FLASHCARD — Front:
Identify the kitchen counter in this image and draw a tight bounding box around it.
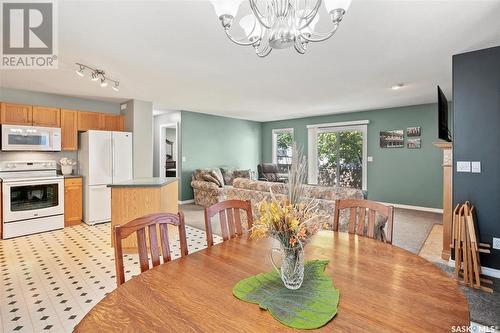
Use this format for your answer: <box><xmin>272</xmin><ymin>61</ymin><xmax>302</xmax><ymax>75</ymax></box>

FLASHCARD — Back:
<box><xmin>61</xmin><ymin>174</ymin><xmax>83</xmax><ymax>179</ymax></box>
<box><xmin>107</xmin><ymin>177</ymin><xmax>177</xmax><ymax>188</ymax></box>
<box><xmin>109</xmin><ymin>178</ymin><xmax>178</xmax><ymax>252</ymax></box>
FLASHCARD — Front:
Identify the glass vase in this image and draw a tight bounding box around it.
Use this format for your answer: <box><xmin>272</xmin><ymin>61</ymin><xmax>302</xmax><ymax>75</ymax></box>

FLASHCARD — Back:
<box><xmin>270</xmin><ymin>243</ymin><xmax>305</xmax><ymax>290</ymax></box>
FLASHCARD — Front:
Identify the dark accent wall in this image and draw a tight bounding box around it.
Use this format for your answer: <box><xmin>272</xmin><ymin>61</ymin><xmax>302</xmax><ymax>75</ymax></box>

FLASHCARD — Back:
<box><xmin>453</xmin><ymin>46</ymin><xmax>500</xmax><ymax>270</ymax></box>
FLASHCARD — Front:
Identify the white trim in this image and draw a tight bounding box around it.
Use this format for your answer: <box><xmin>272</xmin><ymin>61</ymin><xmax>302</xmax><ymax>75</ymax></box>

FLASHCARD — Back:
<box><xmin>448</xmin><ymin>259</ymin><xmax>500</xmax><ymax>279</ymax></box>
<box><xmin>271</xmin><ymin>128</ymin><xmax>294</xmax><ymax>165</ymax></box>
<box><xmin>377</xmin><ymin>202</ymin><xmax>443</xmax><ymax>214</ymax></box>
<box><xmin>306</xmin><ymin>120</ymin><xmax>370</xmax><ymax>129</ymax></box>
<box><xmin>307</xmin><ymin>122</ymin><xmax>368</xmax><ymax>191</ymax></box>
<box><xmin>179</xmin><ymin>199</ymin><xmax>194</xmax><ymax>205</ymax></box>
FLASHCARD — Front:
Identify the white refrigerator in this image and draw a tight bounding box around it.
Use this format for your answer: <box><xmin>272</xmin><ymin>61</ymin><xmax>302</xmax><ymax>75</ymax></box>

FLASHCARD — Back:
<box><xmin>79</xmin><ymin>131</ymin><xmax>133</xmax><ymax>225</ymax></box>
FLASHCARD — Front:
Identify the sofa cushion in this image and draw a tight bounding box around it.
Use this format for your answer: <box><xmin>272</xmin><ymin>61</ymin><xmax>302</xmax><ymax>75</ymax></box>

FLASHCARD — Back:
<box><xmin>233</xmin><ymin>178</ymin><xmax>287</xmax><ymax>194</ymax></box>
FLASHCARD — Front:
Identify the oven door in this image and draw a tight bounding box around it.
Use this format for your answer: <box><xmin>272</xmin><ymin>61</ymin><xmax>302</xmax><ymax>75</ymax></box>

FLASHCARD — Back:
<box><xmin>2</xmin><ymin>178</ymin><xmax>64</xmax><ymax>222</ymax></box>
<box><xmin>1</xmin><ymin>125</ymin><xmax>61</xmax><ymax>151</ymax></box>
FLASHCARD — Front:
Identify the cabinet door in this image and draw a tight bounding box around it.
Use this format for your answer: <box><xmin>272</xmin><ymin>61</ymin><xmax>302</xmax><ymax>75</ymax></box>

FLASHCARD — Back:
<box><xmin>64</xmin><ymin>178</ymin><xmax>83</xmax><ymax>227</ymax></box>
<box><xmin>78</xmin><ymin>111</ymin><xmax>104</xmax><ymax>131</ymax></box>
<box><xmin>32</xmin><ymin>106</ymin><xmax>61</xmax><ymax>127</ymax></box>
<box><xmin>103</xmin><ymin>114</ymin><xmax>125</xmax><ymax>131</ymax></box>
<box><xmin>0</xmin><ymin>103</ymin><xmax>33</xmax><ymax>125</ymax></box>
<box><xmin>61</xmin><ymin>109</ymin><xmax>78</xmax><ymax>150</ymax></box>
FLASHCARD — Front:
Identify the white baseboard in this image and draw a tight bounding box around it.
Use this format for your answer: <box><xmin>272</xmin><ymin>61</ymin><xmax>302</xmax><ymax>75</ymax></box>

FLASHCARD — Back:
<box><xmin>179</xmin><ymin>199</ymin><xmax>194</xmax><ymax>205</ymax></box>
<box><xmin>448</xmin><ymin>259</ymin><xmax>500</xmax><ymax>279</ymax></box>
<box><xmin>378</xmin><ymin>202</ymin><xmax>443</xmax><ymax>214</ymax></box>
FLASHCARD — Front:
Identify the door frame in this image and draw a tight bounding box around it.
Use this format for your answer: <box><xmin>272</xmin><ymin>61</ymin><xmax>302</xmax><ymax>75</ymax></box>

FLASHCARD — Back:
<box><xmin>307</xmin><ymin>120</ymin><xmax>369</xmax><ymax>190</ymax></box>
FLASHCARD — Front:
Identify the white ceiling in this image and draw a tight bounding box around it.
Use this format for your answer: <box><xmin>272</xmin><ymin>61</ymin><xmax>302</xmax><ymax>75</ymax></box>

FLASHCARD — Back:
<box><xmin>1</xmin><ymin>0</ymin><xmax>500</xmax><ymax>121</ymax></box>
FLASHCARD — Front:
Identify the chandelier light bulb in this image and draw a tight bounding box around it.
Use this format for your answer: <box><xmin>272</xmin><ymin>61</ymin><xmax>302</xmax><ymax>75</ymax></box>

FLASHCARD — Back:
<box><xmin>324</xmin><ymin>0</ymin><xmax>352</xmax><ymax>13</ymax></box>
<box><xmin>210</xmin><ymin>0</ymin><xmax>243</xmax><ymax>19</ymax></box>
<box><xmin>239</xmin><ymin>15</ymin><xmax>261</xmax><ymax>41</ymax></box>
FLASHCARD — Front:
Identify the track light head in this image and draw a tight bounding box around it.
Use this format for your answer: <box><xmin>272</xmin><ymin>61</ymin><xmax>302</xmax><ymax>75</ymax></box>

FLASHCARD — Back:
<box><xmin>76</xmin><ymin>66</ymin><xmax>84</xmax><ymax>77</ymax></box>
<box><xmin>100</xmin><ymin>78</ymin><xmax>108</xmax><ymax>87</ymax></box>
<box><xmin>112</xmin><ymin>83</ymin><xmax>119</xmax><ymax>92</ymax></box>
<box><xmin>91</xmin><ymin>71</ymin><xmax>99</xmax><ymax>81</ymax></box>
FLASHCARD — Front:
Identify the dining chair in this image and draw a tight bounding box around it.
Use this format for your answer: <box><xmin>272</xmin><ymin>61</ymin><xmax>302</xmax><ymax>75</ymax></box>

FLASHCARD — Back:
<box><xmin>333</xmin><ymin>199</ymin><xmax>394</xmax><ymax>244</ymax></box>
<box><xmin>204</xmin><ymin>199</ymin><xmax>254</xmax><ymax>247</ymax></box>
<box><xmin>113</xmin><ymin>212</ymin><xmax>188</xmax><ymax>286</ymax></box>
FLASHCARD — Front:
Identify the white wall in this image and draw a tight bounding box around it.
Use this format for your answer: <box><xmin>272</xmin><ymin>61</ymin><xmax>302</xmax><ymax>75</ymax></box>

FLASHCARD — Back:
<box><xmin>121</xmin><ymin>99</ymin><xmax>154</xmax><ymax>178</ymax></box>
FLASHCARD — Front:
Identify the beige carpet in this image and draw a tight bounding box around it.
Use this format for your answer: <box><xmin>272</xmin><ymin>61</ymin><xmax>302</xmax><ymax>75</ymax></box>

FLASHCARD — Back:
<box><xmin>181</xmin><ymin>204</ymin><xmax>441</xmax><ymax>254</ymax></box>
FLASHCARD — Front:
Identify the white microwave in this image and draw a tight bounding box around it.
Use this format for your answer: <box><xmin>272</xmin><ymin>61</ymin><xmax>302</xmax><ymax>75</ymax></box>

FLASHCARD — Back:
<box><xmin>1</xmin><ymin>124</ymin><xmax>61</xmax><ymax>151</ymax></box>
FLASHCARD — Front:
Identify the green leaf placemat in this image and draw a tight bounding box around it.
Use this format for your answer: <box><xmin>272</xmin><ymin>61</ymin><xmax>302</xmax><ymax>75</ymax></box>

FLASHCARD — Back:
<box><xmin>233</xmin><ymin>260</ymin><xmax>339</xmax><ymax>330</ymax></box>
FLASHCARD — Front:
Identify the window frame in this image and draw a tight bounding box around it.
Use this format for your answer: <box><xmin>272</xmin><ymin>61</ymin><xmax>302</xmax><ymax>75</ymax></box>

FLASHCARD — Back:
<box><xmin>272</xmin><ymin>128</ymin><xmax>294</xmax><ymax>170</ymax></box>
<box><xmin>307</xmin><ymin>120</ymin><xmax>369</xmax><ymax>190</ymax></box>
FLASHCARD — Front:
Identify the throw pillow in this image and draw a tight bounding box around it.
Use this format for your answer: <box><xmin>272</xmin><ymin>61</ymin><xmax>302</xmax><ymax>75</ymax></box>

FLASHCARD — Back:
<box><xmin>234</xmin><ymin>169</ymin><xmax>251</xmax><ymax>179</ymax></box>
<box><xmin>220</xmin><ymin>168</ymin><xmax>236</xmax><ymax>186</ymax></box>
<box><xmin>211</xmin><ymin>168</ymin><xmax>225</xmax><ymax>187</ymax></box>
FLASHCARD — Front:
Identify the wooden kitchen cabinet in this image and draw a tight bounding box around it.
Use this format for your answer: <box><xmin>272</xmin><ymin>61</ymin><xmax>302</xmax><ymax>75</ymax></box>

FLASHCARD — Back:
<box><xmin>0</xmin><ymin>102</ymin><xmax>33</xmax><ymax>125</ymax></box>
<box><xmin>32</xmin><ymin>106</ymin><xmax>61</xmax><ymax>127</ymax></box>
<box><xmin>103</xmin><ymin>114</ymin><xmax>125</xmax><ymax>131</ymax></box>
<box><xmin>64</xmin><ymin>177</ymin><xmax>83</xmax><ymax>227</ymax></box>
<box><xmin>61</xmin><ymin>109</ymin><xmax>78</xmax><ymax>150</ymax></box>
<box><xmin>78</xmin><ymin>111</ymin><xmax>104</xmax><ymax>131</ymax></box>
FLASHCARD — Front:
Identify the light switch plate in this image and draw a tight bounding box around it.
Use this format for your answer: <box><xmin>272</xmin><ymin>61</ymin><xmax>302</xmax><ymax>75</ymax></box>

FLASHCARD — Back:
<box><xmin>456</xmin><ymin>161</ymin><xmax>471</xmax><ymax>173</ymax></box>
<box><xmin>182</xmin><ymin>156</ymin><xmax>186</xmax><ymax>162</ymax></box>
<box><xmin>493</xmin><ymin>237</ymin><xmax>500</xmax><ymax>250</ymax></box>
<box><xmin>367</xmin><ymin>156</ymin><xmax>373</xmax><ymax>162</ymax></box>
<box><xmin>471</xmin><ymin>161</ymin><xmax>481</xmax><ymax>173</ymax></box>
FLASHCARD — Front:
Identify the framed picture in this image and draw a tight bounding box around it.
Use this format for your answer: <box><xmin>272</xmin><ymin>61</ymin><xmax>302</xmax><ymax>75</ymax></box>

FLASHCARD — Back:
<box><xmin>407</xmin><ymin>126</ymin><xmax>421</xmax><ymax>137</ymax></box>
<box><xmin>380</xmin><ymin>130</ymin><xmax>404</xmax><ymax>148</ymax></box>
<box><xmin>407</xmin><ymin>138</ymin><xmax>421</xmax><ymax>149</ymax></box>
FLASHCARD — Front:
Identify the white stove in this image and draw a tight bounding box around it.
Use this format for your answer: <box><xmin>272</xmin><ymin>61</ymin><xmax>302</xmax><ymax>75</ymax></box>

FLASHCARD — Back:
<box><xmin>0</xmin><ymin>161</ymin><xmax>64</xmax><ymax>239</ymax></box>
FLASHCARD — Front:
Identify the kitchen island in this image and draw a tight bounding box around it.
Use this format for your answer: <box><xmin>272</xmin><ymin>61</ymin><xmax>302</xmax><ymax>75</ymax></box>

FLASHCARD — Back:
<box><xmin>108</xmin><ymin>177</ymin><xmax>178</xmax><ymax>252</ymax></box>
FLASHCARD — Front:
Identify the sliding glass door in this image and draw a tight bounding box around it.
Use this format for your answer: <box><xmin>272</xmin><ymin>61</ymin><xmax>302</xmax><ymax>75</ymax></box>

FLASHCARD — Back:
<box><xmin>308</xmin><ymin>122</ymin><xmax>367</xmax><ymax>190</ymax></box>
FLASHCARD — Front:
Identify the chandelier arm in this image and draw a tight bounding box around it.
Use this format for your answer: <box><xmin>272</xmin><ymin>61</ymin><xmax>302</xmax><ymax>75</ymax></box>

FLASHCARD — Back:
<box><xmin>256</xmin><ymin>45</ymin><xmax>272</xmax><ymax>58</ymax></box>
<box><xmin>297</xmin><ymin>0</ymin><xmax>322</xmax><ymax>30</ymax></box>
<box><xmin>249</xmin><ymin>0</ymin><xmax>272</xmax><ymax>29</ymax></box>
<box><xmin>294</xmin><ymin>39</ymin><xmax>307</xmax><ymax>54</ymax></box>
<box><xmin>299</xmin><ymin>23</ymin><xmax>339</xmax><ymax>43</ymax></box>
<box><xmin>224</xmin><ymin>29</ymin><xmax>261</xmax><ymax>46</ymax></box>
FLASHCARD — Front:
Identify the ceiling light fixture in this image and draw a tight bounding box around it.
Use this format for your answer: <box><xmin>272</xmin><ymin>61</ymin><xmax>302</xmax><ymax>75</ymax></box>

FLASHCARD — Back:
<box><xmin>391</xmin><ymin>83</ymin><xmax>405</xmax><ymax>90</ymax></box>
<box><xmin>210</xmin><ymin>0</ymin><xmax>352</xmax><ymax>57</ymax></box>
<box><xmin>75</xmin><ymin>63</ymin><xmax>120</xmax><ymax>91</ymax></box>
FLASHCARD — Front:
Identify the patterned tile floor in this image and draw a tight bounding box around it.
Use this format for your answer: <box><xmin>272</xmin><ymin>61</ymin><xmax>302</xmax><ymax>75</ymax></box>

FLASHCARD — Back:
<box><xmin>0</xmin><ymin>223</ymin><xmax>222</xmax><ymax>333</ymax></box>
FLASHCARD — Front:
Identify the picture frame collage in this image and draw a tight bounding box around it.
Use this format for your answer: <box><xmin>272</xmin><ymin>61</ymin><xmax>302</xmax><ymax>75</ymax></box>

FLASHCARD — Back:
<box><xmin>380</xmin><ymin>126</ymin><xmax>421</xmax><ymax>149</ymax></box>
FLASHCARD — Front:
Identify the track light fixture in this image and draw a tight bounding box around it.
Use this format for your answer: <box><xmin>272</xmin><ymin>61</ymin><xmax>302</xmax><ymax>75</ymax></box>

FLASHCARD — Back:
<box><xmin>75</xmin><ymin>63</ymin><xmax>120</xmax><ymax>91</ymax></box>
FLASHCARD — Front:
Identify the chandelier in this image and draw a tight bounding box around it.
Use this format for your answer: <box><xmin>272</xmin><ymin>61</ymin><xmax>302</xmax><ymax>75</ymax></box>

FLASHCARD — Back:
<box><xmin>210</xmin><ymin>0</ymin><xmax>352</xmax><ymax>57</ymax></box>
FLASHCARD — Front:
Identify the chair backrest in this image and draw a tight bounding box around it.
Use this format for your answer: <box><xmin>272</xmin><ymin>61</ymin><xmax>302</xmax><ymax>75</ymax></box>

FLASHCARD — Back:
<box><xmin>333</xmin><ymin>199</ymin><xmax>394</xmax><ymax>244</ymax></box>
<box><xmin>258</xmin><ymin>163</ymin><xmax>280</xmax><ymax>182</ymax></box>
<box><xmin>204</xmin><ymin>200</ymin><xmax>254</xmax><ymax>247</ymax></box>
<box><xmin>113</xmin><ymin>212</ymin><xmax>188</xmax><ymax>286</ymax></box>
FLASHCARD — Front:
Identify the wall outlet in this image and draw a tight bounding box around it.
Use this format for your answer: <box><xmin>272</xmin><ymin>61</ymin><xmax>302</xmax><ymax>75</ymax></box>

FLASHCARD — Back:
<box><xmin>471</xmin><ymin>161</ymin><xmax>481</xmax><ymax>173</ymax></box>
<box><xmin>456</xmin><ymin>161</ymin><xmax>471</xmax><ymax>173</ymax></box>
<box><xmin>493</xmin><ymin>237</ymin><xmax>500</xmax><ymax>250</ymax></box>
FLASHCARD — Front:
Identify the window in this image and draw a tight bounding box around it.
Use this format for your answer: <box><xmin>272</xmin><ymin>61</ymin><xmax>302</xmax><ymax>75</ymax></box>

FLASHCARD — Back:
<box><xmin>307</xmin><ymin>121</ymin><xmax>368</xmax><ymax>190</ymax></box>
<box><xmin>272</xmin><ymin>128</ymin><xmax>294</xmax><ymax>173</ymax></box>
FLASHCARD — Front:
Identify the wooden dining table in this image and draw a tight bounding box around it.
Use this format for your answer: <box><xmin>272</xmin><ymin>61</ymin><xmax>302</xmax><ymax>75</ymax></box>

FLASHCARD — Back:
<box><xmin>74</xmin><ymin>231</ymin><xmax>470</xmax><ymax>332</ymax></box>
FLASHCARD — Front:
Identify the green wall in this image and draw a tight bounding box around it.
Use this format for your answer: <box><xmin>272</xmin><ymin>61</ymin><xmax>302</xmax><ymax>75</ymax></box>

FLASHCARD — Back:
<box><xmin>180</xmin><ymin>111</ymin><xmax>262</xmax><ymax>201</ymax></box>
<box><xmin>262</xmin><ymin>104</ymin><xmax>444</xmax><ymax>209</ymax></box>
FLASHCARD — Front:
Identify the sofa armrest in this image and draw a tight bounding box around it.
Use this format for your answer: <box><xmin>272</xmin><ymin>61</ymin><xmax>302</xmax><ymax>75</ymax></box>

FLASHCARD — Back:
<box><xmin>191</xmin><ymin>180</ymin><xmax>221</xmax><ymax>193</ymax></box>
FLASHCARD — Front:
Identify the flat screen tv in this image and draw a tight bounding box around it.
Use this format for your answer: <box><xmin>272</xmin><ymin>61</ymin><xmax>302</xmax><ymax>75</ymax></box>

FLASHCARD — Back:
<box><xmin>438</xmin><ymin>86</ymin><xmax>452</xmax><ymax>142</ymax></box>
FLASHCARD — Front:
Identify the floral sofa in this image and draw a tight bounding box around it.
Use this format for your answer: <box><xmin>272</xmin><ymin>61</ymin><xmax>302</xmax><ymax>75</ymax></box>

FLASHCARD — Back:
<box><xmin>225</xmin><ymin>178</ymin><xmax>365</xmax><ymax>231</ymax></box>
<box><xmin>191</xmin><ymin>170</ymin><xmax>368</xmax><ymax>232</ymax></box>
